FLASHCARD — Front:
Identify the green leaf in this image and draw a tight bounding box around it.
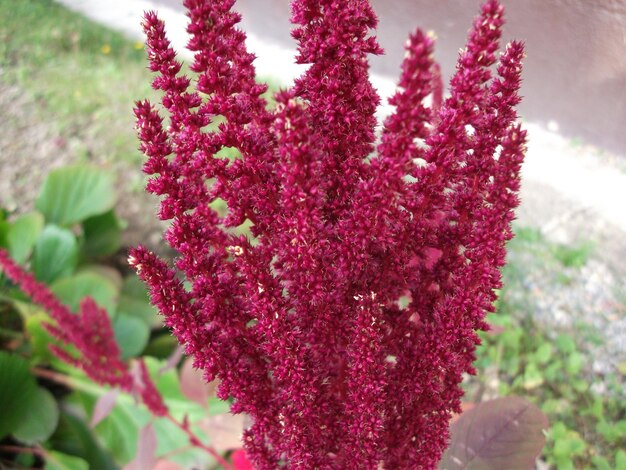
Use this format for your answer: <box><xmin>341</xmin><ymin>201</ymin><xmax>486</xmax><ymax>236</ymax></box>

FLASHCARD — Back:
<box><xmin>51</xmin><ymin>271</ymin><xmax>119</xmax><ymax>316</ymax></box>
<box><xmin>596</xmin><ymin>421</ymin><xmax>624</xmax><ymax>443</ymax></box>
<box><xmin>555</xmin><ymin>334</ymin><xmax>576</xmax><ymax>354</ymax></box>
<box><xmin>113</xmin><ymin>314</ymin><xmax>149</xmax><ymax>359</ymax></box>
<box><xmin>582</xmin><ymin>396</ymin><xmax>604</xmax><ymax>420</ymax></box>
<box><xmin>7</xmin><ymin>212</ymin><xmax>44</xmax><ymax>264</ymax></box>
<box><xmin>523</xmin><ymin>363</ymin><xmax>544</xmax><ymax>390</ymax></box>
<box><xmin>534</xmin><ymin>342</ymin><xmax>553</xmax><ymax>365</ymax></box>
<box><xmin>116</xmin><ymin>275</ymin><xmax>158</xmax><ymax>327</ymax></box>
<box><xmin>616</xmin><ymin>450</ymin><xmax>626</xmax><ymax>469</ymax></box>
<box><xmin>82</xmin><ymin>210</ymin><xmax>122</xmax><ymax>258</ymax></box>
<box><xmin>36</xmin><ymin>165</ymin><xmax>116</xmax><ymax>226</ymax></box>
<box><xmin>541</xmin><ymin>399</ymin><xmax>570</xmax><ymax>415</ymax></box>
<box><xmin>566</xmin><ymin>352</ymin><xmax>584</xmax><ymax>375</ymax></box>
<box><xmin>143</xmin><ymin>334</ymin><xmax>178</xmax><ymax>359</ymax></box>
<box><xmin>45</xmin><ymin>451</ymin><xmax>89</xmax><ymax>470</ymax></box>
<box><xmin>0</xmin><ymin>352</ymin><xmax>38</xmax><ymax>439</ymax></box>
<box><xmin>48</xmin><ymin>410</ymin><xmax>118</xmax><ymax>470</ymax></box>
<box><xmin>64</xmin><ymin>361</ymin><xmax>222</xmax><ymax>467</ymax></box>
<box><xmin>571</xmin><ymin>378</ymin><xmax>589</xmax><ymax>393</ymax></box>
<box><xmin>93</xmin><ymin>396</ymin><xmax>148</xmax><ymax>464</ymax></box>
<box><xmin>25</xmin><ymin>312</ymin><xmax>58</xmax><ymax>364</ymax></box>
<box><xmin>553</xmin><ymin>432</ymin><xmax>586</xmax><ymax>458</ymax></box>
<box><xmin>591</xmin><ymin>455</ymin><xmax>612</xmax><ymax>470</ymax></box>
<box><xmin>549</xmin><ymin>422</ymin><xmax>568</xmax><ymax>440</ymax></box>
<box><xmin>33</xmin><ymin>225</ymin><xmax>78</xmax><ymax>283</ymax></box>
<box><xmin>13</xmin><ymin>387</ymin><xmax>60</xmax><ymax>444</ymax></box>
<box><xmin>81</xmin><ymin>265</ymin><xmax>123</xmax><ymax>290</ymax></box>
<box><xmin>0</xmin><ymin>218</ymin><xmax>9</xmax><ymax>250</ymax></box>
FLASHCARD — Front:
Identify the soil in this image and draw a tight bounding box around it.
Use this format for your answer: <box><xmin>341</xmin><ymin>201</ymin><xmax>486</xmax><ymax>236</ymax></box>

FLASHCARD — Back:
<box><xmin>0</xmin><ymin>82</ymin><xmax>168</xmax><ymax>253</ymax></box>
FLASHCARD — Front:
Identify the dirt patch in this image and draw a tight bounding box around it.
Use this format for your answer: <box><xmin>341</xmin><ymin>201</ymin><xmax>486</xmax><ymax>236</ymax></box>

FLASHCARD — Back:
<box><xmin>0</xmin><ymin>84</ymin><xmax>72</xmax><ymax>213</ymax></box>
<box><xmin>0</xmin><ymin>82</ymin><xmax>167</xmax><ymax>252</ymax></box>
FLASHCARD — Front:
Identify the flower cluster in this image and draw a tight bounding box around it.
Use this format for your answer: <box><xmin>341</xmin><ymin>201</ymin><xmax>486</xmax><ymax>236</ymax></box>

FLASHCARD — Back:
<box><xmin>132</xmin><ymin>0</ymin><xmax>525</xmax><ymax>467</ymax></box>
<box><xmin>0</xmin><ymin>249</ymin><xmax>167</xmax><ymax>417</ymax></box>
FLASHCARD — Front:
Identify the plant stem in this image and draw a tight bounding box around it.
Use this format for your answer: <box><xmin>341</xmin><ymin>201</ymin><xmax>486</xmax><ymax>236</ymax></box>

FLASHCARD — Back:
<box><xmin>0</xmin><ymin>445</ymin><xmax>45</xmax><ymax>458</ymax></box>
<box><xmin>165</xmin><ymin>413</ymin><xmax>234</xmax><ymax>470</ymax></box>
<box><xmin>32</xmin><ymin>367</ymin><xmax>234</xmax><ymax>469</ymax></box>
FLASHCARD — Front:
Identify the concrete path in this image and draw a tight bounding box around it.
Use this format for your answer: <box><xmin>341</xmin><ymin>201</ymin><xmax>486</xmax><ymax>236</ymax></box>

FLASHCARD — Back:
<box><xmin>57</xmin><ymin>0</ymin><xmax>626</xmax><ymax>274</ymax></box>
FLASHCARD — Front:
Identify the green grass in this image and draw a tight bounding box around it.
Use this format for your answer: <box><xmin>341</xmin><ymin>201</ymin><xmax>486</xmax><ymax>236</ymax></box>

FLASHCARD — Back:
<box><xmin>0</xmin><ymin>0</ymin><xmax>281</xmax><ymax>169</ymax></box>
<box><xmin>0</xmin><ymin>0</ymin><xmax>156</xmax><ymax>166</ymax></box>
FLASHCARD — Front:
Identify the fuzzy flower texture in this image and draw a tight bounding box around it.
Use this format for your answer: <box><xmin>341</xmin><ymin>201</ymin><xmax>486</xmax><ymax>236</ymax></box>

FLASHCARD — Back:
<box><xmin>131</xmin><ymin>0</ymin><xmax>526</xmax><ymax>468</ymax></box>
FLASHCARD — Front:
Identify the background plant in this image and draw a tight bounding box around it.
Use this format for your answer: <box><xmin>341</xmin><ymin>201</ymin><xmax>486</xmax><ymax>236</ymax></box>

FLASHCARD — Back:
<box><xmin>0</xmin><ymin>165</ymin><xmax>243</xmax><ymax>469</ymax></box>
<box><xmin>470</xmin><ymin>227</ymin><xmax>626</xmax><ymax>470</ymax></box>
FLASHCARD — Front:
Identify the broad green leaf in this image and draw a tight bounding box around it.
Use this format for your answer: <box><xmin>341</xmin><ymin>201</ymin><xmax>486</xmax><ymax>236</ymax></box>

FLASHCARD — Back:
<box><xmin>549</xmin><ymin>421</ymin><xmax>567</xmax><ymax>440</ymax></box>
<box><xmin>33</xmin><ymin>225</ymin><xmax>78</xmax><ymax>283</ymax></box>
<box><xmin>13</xmin><ymin>386</ymin><xmax>59</xmax><ymax>444</ymax></box>
<box><xmin>36</xmin><ymin>165</ymin><xmax>116</xmax><ymax>226</ymax></box>
<box><xmin>51</xmin><ymin>271</ymin><xmax>119</xmax><ymax>316</ymax></box>
<box><xmin>117</xmin><ymin>275</ymin><xmax>158</xmax><ymax>327</ymax></box>
<box><xmin>26</xmin><ymin>312</ymin><xmax>57</xmax><ymax>364</ymax></box>
<box><xmin>81</xmin><ymin>265</ymin><xmax>123</xmax><ymax>290</ymax></box>
<box><xmin>93</xmin><ymin>396</ymin><xmax>148</xmax><ymax>464</ymax></box>
<box><xmin>153</xmin><ymin>417</ymin><xmax>213</xmax><ymax>469</ymax></box>
<box><xmin>113</xmin><ymin>314</ymin><xmax>149</xmax><ymax>359</ymax></box>
<box><xmin>82</xmin><ymin>210</ymin><xmax>122</xmax><ymax>258</ymax></box>
<box><xmin>7</xmin><ymin>212</ymin><xmax>44</xmax><ymax>264</ymax></box>
<box><xmin>65</xmin><ymin>362</ymin><xmax>220</xmax><ymax>465</ymax></box>
<box><xmin>143</xmin><ymin>356</ymin><xmax>187</xmax><ymax>402</ymax></box>
<box><xmin>144</xmin><ymin>334</ymin><xmax>179</xmax><ymax>359</ymax></box>
<box><xmin>553</xmin><ymin>435</ymin><xmax>586</xmax><ymax>457</ymax></box>
<box><xmin>0</xmin><ymin>352</ymin><xmax>38</xmax><ymax>439</ymax></box>
<box><xmin>49</xmin><ymin>410</ymin><xmax>118</xmax><ymax>470</ymax></box>
<box><xmin>45</xmin><ymin>451</ymin><xmax>89</xmax><ymax>470</ymax></box>
<box><xmin>78</xmin><ymin>264</ymin><xmax>122</xmax><ymax>291</ymax></box>
<box><xmin>439</xmin><ymin>397</ymin><xmax>549</xmax><ymax>470</ymax></box>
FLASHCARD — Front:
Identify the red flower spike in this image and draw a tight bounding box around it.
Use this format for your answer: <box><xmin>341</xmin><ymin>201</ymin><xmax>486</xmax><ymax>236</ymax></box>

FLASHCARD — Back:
<box><xmin>134</xmin><ymin>0</ymin><xmax>525</xmax><ymax>467</ymax></box>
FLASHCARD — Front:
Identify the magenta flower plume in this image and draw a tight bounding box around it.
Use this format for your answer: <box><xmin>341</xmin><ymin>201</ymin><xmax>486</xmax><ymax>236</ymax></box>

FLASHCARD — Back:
<box><xmin>132</xmin><ymin>0</ymin><xmax>525</xmax><ymax>467</ymax></box>
<box><xmin>0</xmin><ymin>249</ymin><xmax>170</xmax><ymax>418</ymax></box>
<box><xmin>0</xmin><ymin>249</ymin><xmax>130</xmax><ymax>388</ymax></box>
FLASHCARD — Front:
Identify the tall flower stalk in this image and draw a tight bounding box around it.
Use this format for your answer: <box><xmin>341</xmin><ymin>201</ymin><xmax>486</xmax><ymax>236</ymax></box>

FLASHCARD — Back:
<box><xmin>132</xmin><ymin>0</ymin><xmax>526</xmax><ymax>467</ymax></box>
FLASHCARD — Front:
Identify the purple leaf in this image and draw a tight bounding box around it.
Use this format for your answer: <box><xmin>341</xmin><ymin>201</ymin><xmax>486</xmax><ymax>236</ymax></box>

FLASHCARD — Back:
<box><xmin>179</xmin><ymin>356</ymin><xmax>217</xmax><ymax>408</ymax></box>
<box><xmin>154</xmin><ymin>461</ymin><xmax>184</xmax><ymax>470</ymax></box>
<box><xmin>123</xmin><ymin>423</ymin><xmax>158</xmax><ymax>470</ymax></box>
<box><xmin>197</xmin><ymin>413</ymin><xmax>246</xmax><ymax>451</ymax></box>
<box><xmin>439</xmin><ymin>396</ymin><xmax>549</xmax><ymax>470</ymax></box>
<box><xmin>90</xmin><ymin>389</ymin><xmax>119</xmax><ymax>428</ymax></box>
